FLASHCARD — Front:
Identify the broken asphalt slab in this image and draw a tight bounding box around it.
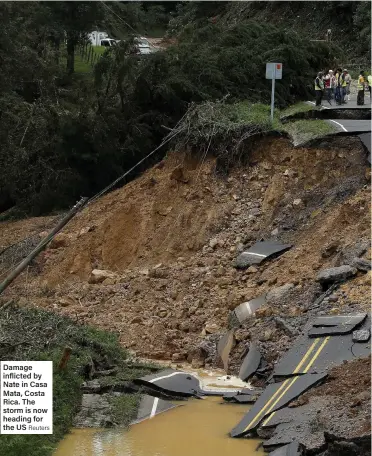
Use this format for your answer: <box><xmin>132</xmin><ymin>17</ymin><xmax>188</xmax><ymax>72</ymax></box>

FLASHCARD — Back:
<box><xmin>259</xmin><ymin>397</ymin><xmax>330</xmax><ymax>452</ymax></box>
<box><xmin>230</xmin><ymin>372</ymin><xmax>327</xmax><ymax>437</ymax></box>
<box><xmin>308</xmin><ymin>314</ymin><xmax>367</xmax><ymax>337</ymax></box>
<box><xmin>231</xmin><ymin>294</ymin><xmax>267</xmax><ymax>326</ymax></box>
<box><xmin>273</xmin><ymin>314</ymin><xmax>370</xmax><ymax>378</ymax></box>
<box><xmin>134</xmin><ymin>369</ymin><xmax>202</xmax><ymax>397</ymax></box>
<box><xmin>217</xmin><ymin>330</ymin><xmax>235</xmax><ymax>371</ymax></box>
<box><xmin>223</xmin><ymin>388</ymin><xmax>263</xmax><ymax>403</ymax></box>
<box><xmin>239</xmin><ymin>343</ymin><xmax>261</xmax><ymax>381</ymax></box>
<box><xmin>316</xmin><ymin>265</ymin><xmax>357</xmax><ymax>285</ymax></box>
<box><xmin>267</xmin><ymin>441</ymin><xmax>304</xmax><ymax>456</ymax></box>
<box><xmin>132</xmin><ymin>394</ymin><xmax>181</xmax><ymax>424</ymax></box>
<box><xmin>234</xmin><ymin>241</ymin><xmax>292</xmax><ymax>269</ymax></box>
<box><xmin>358</xmin><ymin>132</ymin><xmax>371</xmax><ymax>163</ymax></box>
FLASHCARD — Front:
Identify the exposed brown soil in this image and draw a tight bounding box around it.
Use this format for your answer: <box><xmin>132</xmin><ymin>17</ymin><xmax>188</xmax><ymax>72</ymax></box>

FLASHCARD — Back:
<box><xmin>0</xmin><ymin>134</ymin><xmax>370</xmax><ymax>450</ymax></box>
<box><xmin>0</xmin><ymin>136</ymin><xmax>370</xmax><ymax>368</ymax></box>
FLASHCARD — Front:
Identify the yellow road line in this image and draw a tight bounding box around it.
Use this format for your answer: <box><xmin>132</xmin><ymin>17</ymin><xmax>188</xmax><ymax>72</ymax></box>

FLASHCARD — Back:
<box><xmin>263</xmin><ymin>337</ymin><xmax>330</xmax><ymax>426</ymax></box>
<box><xmin>260</xmin><ymin>376</ymin><xmax>299</xmax><ymax>422</ymax></box>
<box><xmin>303</xmin><ymin>336</ymin><xmax>330</xmax><ymax>373</ymax></box>
<box><xmin>246</xmin><ymin>338</ymin><xmax>320</xmax><ymax>429</ymax></box>
<box><xmin>243</xmin><ymin>336</ymin><xmax>330</xmax><ymax>432</ymax></box>
<box><xmin>293</xmin><ymin>338</ymin><xmax>321</xmax><ymax>373</ymax></box>
<box><xmin>262</xmin><ymin>411</ymin><xmax>276</xmax><ymax>426</ymax></box>
<box><xmin>243</xmin><ymin>378</ymin><xmax>291</xmax><ymax>431</ymax></box>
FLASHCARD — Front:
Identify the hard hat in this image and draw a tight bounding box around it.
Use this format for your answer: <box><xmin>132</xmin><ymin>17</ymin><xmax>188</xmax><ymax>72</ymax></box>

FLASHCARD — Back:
<box><xmin>329</xmin><ymin>70</ymin><xmax>333</xmax><ymax>72</ymax></box>
<box><xmin>343</xmin><ymin>69</ymin><xmax>348</xmax><ymax>72</ymax></box>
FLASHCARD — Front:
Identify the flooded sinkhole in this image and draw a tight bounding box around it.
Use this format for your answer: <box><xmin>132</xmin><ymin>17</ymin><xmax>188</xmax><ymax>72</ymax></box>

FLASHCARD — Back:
<box><xmin>54</xmin><ymin>396</ymin><xmax>264</xmax><ymax>456</ymax></box>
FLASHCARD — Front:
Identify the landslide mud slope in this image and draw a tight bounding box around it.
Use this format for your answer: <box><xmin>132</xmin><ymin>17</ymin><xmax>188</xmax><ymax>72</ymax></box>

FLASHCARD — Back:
<box><xmin>1</xmin><ymin>136</ymin><xmax>370</xmax><ymax>366</ymax></box>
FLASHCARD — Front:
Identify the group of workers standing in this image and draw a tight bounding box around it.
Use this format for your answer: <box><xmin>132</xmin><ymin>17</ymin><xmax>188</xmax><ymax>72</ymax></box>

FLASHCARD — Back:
<box><xmin>314</xmin><ymin>68</ymin><xmax>371</xmax><ymax>107</ymax></box>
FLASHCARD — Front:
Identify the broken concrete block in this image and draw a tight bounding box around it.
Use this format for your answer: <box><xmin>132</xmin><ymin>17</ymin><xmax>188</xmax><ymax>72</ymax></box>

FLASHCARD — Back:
<box><xmin>352</xmin><ymin>329</ymin><xmax>371</xmax><ymax>343</ymax></box>
<box><xmin>316</xmin><ymin>265</ymin><xmax>357</xmax><ymax>285</ymax></box>
<box><xmin>266</xmin><ymin>283</ymin><xmax>294</xmax><ymax>304</ymax></box>
<box><xmin>351</xmin><ymin>257</ymin><xmax>371</xmax><ymax>272</ymax></box>
<box><xmin>205</xmin><ymin>323</ymin><xmax>220</xmax><ymax>334</ymax></box>
<box><xmin>88</xmin><ymin>269</ymin><xmax>116</xmax><ymax>284</ymax></box>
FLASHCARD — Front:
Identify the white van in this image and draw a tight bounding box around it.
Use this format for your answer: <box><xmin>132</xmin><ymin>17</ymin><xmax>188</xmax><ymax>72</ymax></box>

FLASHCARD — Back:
<box><xmin>100</xmin><ymin>38</ymin><xmax>117</xmax><ymax>47</ymax></box>
<box><xmin>88</xmin><ymin>31</ymin><xmax>110</xmax><ymax>46</ymax></box>
<box><xmin>135</xmin><ymin>37</ymin><xmax>152</xmax><ymax>54</ymax></box>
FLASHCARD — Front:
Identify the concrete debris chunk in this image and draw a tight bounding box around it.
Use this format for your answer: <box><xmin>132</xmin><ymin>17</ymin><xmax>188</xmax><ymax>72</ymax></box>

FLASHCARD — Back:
<box><xmin>316</xmin><ymin>265</ymin><xmax>357</xmax><ymax>285</ymax></box>
<box><xmin>350</xmin><ymin>257</ymin><xmax>371</xmax><ymax>272</ymax></box>
<box><xmin>88</xmin><ymin>269</ymin><xmax>116</xmax><ymax>284</ymax></box>
<box><xmin>266</xmin><ymin>284</ymin><xmax>294</xmax><ymax>304</ymax></box>
<box><xmin>352</xmin><ymin>329</ymin><xmax>371</xmax><ymax>343</ymax></box>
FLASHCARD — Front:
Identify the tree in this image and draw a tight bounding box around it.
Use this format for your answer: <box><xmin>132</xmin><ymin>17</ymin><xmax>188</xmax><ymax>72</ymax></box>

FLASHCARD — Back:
<box><xmin>46</xmin><ymin>2</ymin><xmax>104</xmax><ymax>74</ymax></box>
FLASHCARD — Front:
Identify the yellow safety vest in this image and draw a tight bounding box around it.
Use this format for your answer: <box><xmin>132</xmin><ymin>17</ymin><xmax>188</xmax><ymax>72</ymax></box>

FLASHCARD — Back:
<box><xmin>341</xmin><ymin>76</ymin><xmax>347</xmax><ymax>87</ymax></box>
<box><xmin>357</xmin><ymin>75</ymin><xmax>365</xmax><ymax>90</ymax></box>
<box><xmin>368</xmin><ymin>75</ymin><xmax>372</xmax><ymax>86</ymax></box>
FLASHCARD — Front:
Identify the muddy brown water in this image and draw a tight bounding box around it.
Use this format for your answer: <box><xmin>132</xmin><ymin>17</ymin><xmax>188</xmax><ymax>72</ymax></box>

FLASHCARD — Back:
<box><xmin>54</xmin><ymin>397</ymin><xmax>264</xmax><ymax>456</ymax></box>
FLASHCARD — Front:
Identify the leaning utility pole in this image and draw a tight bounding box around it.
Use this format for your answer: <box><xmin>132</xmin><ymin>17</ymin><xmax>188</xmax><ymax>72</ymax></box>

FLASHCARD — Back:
<box><xmin>0</xmin><ymin>197</ymin><xmax>88</xmax><ymax>298</ymax></box>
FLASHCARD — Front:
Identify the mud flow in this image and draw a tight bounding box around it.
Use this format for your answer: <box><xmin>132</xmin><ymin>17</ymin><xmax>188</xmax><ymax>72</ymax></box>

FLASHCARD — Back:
<box><xmin>54</xmin><ymin>397</ymin><xmax>264</xmax><ymax>456</ymax></box>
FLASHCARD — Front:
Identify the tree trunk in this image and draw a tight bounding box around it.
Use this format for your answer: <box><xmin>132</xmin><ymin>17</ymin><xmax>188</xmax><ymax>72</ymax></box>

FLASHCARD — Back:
<box><xmin>66</xmin><ymin>36</ymin><xmax>75</xmax><ymax>75</ymax></box>
<box><xmin>55</xmin><ymin>37</ymin><xmax>60</xmax><ymax>65</ymax></box>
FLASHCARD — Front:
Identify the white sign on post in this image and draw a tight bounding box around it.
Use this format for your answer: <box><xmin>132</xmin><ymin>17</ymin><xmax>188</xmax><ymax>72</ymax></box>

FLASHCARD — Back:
<box><xmin>266</xmin><ymin>62</ymin><xmax>283</xmax><ymax>80</ymax></box>
<box><xmin>266</xmin><ymin>62</ymin><xmax>283</xmax><ymax>122</ymax></box>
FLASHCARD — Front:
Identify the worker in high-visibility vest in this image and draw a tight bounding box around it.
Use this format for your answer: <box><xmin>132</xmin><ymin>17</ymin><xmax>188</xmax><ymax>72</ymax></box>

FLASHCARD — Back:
<box><xmin>368</xmin><ymin>74</ymin><xmax>372</xmax><ymax>97</ymax></box>
<box><xmin>343</xmin><ymin>69</ymin><xmax>351</xmax><ymax>102</ymax></box>
<box><xmin>314</xmin><ymin>72</ymin><xmax>324</xmax><ymax>107</ymax></box>
<box><xmin>324</xmin><ymin>70</ymin><xmax>335</xmax><ymax>104</ymax></box>
<box><xmin>357</xmin><ymin>71</ymin><xmax>366</xmax><ymax>105</ymax></box>
<box><xmin>334</xmin><ymin>68</ymin><xmax>343</xmax><ymax>105</ymax></box>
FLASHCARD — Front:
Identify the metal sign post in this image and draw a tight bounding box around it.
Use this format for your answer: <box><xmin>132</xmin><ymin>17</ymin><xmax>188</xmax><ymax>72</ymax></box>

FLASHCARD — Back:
<box><xmin>266</xmin><ymin>62</ymin><xmax>283</xmax><ymax>123</ymax></box>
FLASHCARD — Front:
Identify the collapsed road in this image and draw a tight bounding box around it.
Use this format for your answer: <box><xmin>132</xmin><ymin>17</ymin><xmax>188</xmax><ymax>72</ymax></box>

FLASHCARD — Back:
<box><xmin>1</xmin><ymin>102</ymin><xmax>370</xmax><ymax>456</ymax></box>
<box><xmin>128</xmin><ymin>310</ymin><xmax>370</xmax><ymax>454</ymax></box>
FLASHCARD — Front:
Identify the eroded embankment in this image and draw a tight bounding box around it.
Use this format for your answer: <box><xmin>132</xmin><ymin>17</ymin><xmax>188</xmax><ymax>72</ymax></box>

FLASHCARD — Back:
<box><xmin>0</xmin><ymin>135</ymin><xmax>370</xmax><ymax>454</ymax></box>
<box><xmin>0</xmin><ymin>136</ymin><xmax>370</xmax><ymax>363</ymax></box>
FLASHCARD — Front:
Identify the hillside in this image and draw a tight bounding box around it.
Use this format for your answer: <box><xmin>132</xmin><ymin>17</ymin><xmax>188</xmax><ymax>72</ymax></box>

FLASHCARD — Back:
<box><xmin>170</xmin><ymin>1</ymin><xmax>371</xmax><ymax>62</ymax></box>
<box><xmin>1</xmin><ymin>135</ymin><xmax>370</xmax><ymax>360</ymax></box>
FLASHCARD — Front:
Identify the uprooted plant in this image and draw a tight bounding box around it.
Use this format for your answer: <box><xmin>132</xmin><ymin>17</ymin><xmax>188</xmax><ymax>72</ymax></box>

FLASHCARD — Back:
<box><xmin>169</xmin><ymin>100</ymin><xmax>280</xmax><ymax>168</ymax></box>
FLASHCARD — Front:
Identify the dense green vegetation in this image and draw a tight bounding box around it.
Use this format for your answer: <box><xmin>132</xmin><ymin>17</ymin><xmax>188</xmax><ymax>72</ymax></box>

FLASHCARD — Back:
<box><xmin>0</xmin><ymin>1</ymin><xmax>369</xmax><ymax>216</ymax></box>
<box><xmin>0</xmin><ymin>305</ymin><xmax>154</xmax><ymax>456</ymax></box>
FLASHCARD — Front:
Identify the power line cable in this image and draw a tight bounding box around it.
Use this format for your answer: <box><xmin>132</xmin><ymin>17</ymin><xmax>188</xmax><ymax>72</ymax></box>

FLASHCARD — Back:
<box><xmin>100</xmin><ymin>1</ymin><xmax>158</xmax><ymax>50</ymax></box>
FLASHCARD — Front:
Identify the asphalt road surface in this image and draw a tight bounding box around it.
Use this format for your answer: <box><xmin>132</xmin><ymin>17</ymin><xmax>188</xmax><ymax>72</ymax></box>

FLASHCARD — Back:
<box><xmin>326</xmin><ymin>118</ymin><xmax>371</xmax><ymax>133</ymax></box>
<box><xmin>307</xmin><ymin>91</ymin><xmax>372</xmax><ymax>110</ymax></box>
